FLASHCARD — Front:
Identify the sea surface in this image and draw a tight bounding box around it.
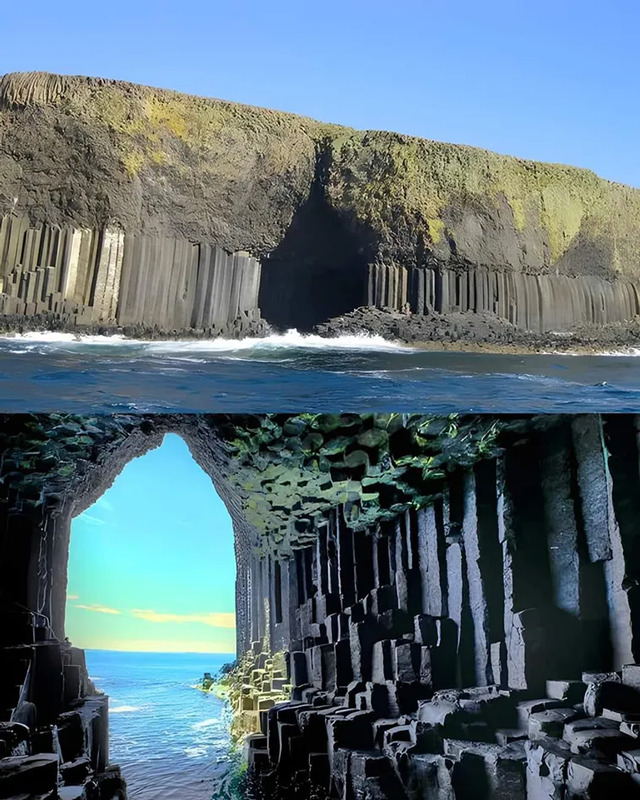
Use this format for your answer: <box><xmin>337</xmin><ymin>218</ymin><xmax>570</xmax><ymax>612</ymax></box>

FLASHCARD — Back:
<box><xmin>85</xmin><ymin>650</ymin><xmax>244</xmax><ymax>800</ymax></box>
<box><xmin>1</xmin><ymin>330</ymin><xmax>640</xmax><ymax>412</ymax></box>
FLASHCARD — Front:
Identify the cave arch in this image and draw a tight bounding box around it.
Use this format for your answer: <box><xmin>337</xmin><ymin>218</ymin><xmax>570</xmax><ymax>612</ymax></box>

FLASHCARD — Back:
<box><xmin>258</xmin><ymin>183</ymin><xmax>370</xmax><ymax>331</ymax></box>
<box><xmin>46</xmin><ymin>420</ymin><xmax>253</xmax><ymax>651</ymax></box>
<box><xmin>65</xmin><ymin>433</ymin><xmax>237</xmax><ymax>654</ymax></box>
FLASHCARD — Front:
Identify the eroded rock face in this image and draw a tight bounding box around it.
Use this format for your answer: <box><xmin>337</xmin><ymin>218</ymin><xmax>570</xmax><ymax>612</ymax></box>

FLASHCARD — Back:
<box><xmin>2</xmin><ymin>72</ymin><xmax>640</xmax><ymax>336</ymax></box>
<box><xmin>3</xmin><ymin>414</ymin><xmax>640</xmax><ymax>798</ymax></box>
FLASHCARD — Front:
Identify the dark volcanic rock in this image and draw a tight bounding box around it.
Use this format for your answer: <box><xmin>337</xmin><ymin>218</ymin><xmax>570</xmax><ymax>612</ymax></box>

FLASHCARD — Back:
<box><xmin>2</xmin><ymin>72</ymin><xmax>640</xmax><ymax>341</ymax></box>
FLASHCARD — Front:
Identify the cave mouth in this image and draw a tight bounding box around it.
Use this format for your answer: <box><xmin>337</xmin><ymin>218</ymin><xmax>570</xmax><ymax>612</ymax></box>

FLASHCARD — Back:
<box><xmin>258</xmin><ymin>183</ymin><xmax>370</xmax><ymax>332</ymax></box>
<box><xmin>64</xmin><ymin>432</ymin><xmax>238</xmax><ymax>798</ymax></box>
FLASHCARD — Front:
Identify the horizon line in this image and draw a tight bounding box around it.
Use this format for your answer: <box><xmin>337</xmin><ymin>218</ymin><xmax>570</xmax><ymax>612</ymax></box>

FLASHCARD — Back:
<box><xmin>84</xmin><ymin>647</ymin><xmax>237</xmax><ymax>656</ymax></box>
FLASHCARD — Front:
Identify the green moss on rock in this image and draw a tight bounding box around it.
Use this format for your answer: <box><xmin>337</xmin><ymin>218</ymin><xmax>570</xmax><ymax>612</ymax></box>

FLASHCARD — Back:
<box><xmin>2</xmin><ymin>71</ymin><xmax>639</xmax><ymax>277</ymax></box>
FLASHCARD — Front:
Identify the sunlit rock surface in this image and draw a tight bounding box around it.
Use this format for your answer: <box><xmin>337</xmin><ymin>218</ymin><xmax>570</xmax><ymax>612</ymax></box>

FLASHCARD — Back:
<box><xmin>2</xmin><ymin>72</ymin><xmax>640</xmax><ymax>338</ymax></box>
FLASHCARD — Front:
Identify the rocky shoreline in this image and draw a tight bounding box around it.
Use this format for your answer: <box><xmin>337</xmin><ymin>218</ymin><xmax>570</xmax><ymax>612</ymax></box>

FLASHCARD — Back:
<box><xmin>2</xmin><ymin>308</ymin><xmax>640</xmax><ymax>356</ymax></box>
<box><xmin>316</xmin><ymin>306</ymin><xmax>640</xmax><ymax>354</ymax></box>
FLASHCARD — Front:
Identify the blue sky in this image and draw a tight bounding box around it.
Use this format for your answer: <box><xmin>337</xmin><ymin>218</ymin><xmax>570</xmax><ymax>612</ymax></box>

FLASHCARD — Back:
<box><xmin>65</xmin><ymin>434</ymin><xmax>237</xmax><ymax>654</ymax></box>
<box><xmin>2</xmin><ymin>0</ymin><xmax>638</xmax><ymax>186</ymax></box>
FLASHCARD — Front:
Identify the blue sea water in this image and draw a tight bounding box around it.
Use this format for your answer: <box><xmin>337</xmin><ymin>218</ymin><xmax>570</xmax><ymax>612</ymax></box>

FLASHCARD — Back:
<box><xmin>1</xmin><ymin>331</ymin><xmax>640</xmax><ymax>412</ymax></box>
<box><xmin>85</xmin><ymin>650</ymin><xmax>242</xmax><ymax>800</ymax></box>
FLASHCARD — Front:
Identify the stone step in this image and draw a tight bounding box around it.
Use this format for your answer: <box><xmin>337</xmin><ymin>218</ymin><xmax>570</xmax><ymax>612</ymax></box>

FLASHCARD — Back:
<box><xmin>60</xmin><ymin>756</ymin><xmax>91</xmax><ymax>785</ymax></box>
<box><xmin>0</xmin><ymin>753</ymin><xmax>58</xmax><ymax>797</ymax></box>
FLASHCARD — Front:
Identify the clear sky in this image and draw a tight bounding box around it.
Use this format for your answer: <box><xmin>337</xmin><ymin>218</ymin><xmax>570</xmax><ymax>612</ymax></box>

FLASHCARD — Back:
<box><xmin>65</xmin><ymin>434</ymin><xmax>237</xmax><ymax>654</ymax></box>
<box><xmin>1</xmin><ymin>0</ymin><xmax>638</xmax><ymax>186</ymax></box>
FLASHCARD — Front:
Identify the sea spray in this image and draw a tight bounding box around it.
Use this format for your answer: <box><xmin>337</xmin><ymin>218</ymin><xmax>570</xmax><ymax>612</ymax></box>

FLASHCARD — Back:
<box><xmin>0</xmin><ymin>328</ymin><xmax>413</xmax><ymax>353</ymax></box>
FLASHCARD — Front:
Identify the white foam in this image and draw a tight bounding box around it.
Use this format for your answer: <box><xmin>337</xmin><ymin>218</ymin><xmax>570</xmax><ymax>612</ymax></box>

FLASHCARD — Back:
<box><xmin>0</xmin><ymin>331</ymin><xmax>130</xmax><ymax>344</ymax></box>
<box><xmin>184</xmin><ymin>746</ymin><xmax>208</xmax><ymax>757</ymax></box>
<box><xmin>192</xmin><ymin>717</ymin><xmax>220</xmax><ymax>730</ymax></box>
<box><xmin>146</xmin><ymin>330</ymin><xmax>412</xmax><ymax>353</ymax></box>
<box><xmin>0</xmin><ymin>329</ymin><xmax>412</xmax><ymax>353</ymax></box>
<box><xmin>546</xmin><ymin>348</ymin><xmax>640</xmax><ymax>357</ymax></box>
<box><xmin>110</xmin><ymin>705</ymin><xmax>143</xmax><ymax>713</ymax></box>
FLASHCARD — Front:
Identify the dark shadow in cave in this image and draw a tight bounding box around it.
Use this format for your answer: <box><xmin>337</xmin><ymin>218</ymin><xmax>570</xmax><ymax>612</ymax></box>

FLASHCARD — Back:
<box><xmin>258</xmin><ymin>180</ymin><xmax>370</xmax><ymax>332</ymax></box>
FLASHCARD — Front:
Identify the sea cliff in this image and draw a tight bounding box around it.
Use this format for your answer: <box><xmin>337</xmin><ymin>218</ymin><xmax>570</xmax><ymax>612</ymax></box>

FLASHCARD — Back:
<box><xmin>2</xmin><ymin>72</ymin><xmax>640</xmax><ymax>345</ymax></box>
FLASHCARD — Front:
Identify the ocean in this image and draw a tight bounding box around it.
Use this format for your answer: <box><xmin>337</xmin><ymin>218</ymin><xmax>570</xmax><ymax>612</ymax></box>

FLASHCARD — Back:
<box><xmin>1</xmin><ymin>331</ymin><xmax>640</xmax><ymax>413</ymax></box>
<box><xmin>85</xmin><ymin>650</ymin><xmax>244</xmax><ymax>800</ymax></box>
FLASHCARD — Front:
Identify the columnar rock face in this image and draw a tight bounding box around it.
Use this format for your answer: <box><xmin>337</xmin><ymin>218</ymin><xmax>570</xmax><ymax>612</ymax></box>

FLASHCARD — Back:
<box><xmin>369</xmin><ymin>264</ymin><xmax>640</xmax><ymax>333</ymax></box>
<box><xmin>2</xmin><ymin>71</ymin><xmax>640</xmax><ymax>337</ymax></box>
<box><xmin>0</xmin><ymin>215</ymin><xmax>265</xmax><ymax>335</ymax></box>
<box><xmin>242</xmin><ymin>416</ymin><xmax>640</xmax><ymax>799</ymax></box>
<box><xmin>2</xmin><ymin>414</ymin><xmax>640</xmax><ymax>798</ymax></box>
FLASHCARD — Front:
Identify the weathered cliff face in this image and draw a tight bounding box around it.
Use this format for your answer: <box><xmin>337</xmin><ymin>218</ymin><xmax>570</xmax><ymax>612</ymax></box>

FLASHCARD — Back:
<box><xmin>3</xmin><ymin>414</ymin><xmax>640</xmax><ymax>798</ymax></box>
<box><xmin>2</xmin><ymin>71</ymin><xmax>640</xmax><ymax>336</ymax></box>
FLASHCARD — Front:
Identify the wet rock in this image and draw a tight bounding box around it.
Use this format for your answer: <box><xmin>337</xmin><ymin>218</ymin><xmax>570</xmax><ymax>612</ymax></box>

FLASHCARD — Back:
<box><xmin>0</xmin><ymin>753</ymin><xmax>58</xmax><ymax>796</ymax></box>
<box><xmin>525</xmin><ymin>738</ymin><xmax>573</xmax><ymax>800</ymax></box>
<box><xmin>516</xmin><ymin>698</ymin><xmax>567</xmax><ymax>728</ymax></box>
<box><xmin>568</xmin><ymin>756</ymin><xmax>640</xmax><ymax>798</ymax></box>
<box><xmin>584</xmin><ymin>680</ymin><xmax>640</xmax><ymax>718</ymax></box>
<box><xmin>563</xmin><ymin>717</ymin><xmax>635</xmax><ymax>757</ymax></box>
<box><xmin>60</xmin><ymin>756</ymin><xmax>91</xmax><ymax>784</ymax></box>
<box><xmin>623</xmin><ymin>666</ymin><xmax>640</xmax><ymax>692</ymax></box>
<box><xmin>348</xmin><ymin>750</ymin><xmax>403</xmax><ymax>799</ymax></box>
<box><xmin>546</xmin><ymin>680</ymin><xmax>587</xmax><ymax>705</ymax></box>
<box><xmin>528</xmin><ymin>708</ymin><xmax>582</xmax><ymax>740</ymax></box>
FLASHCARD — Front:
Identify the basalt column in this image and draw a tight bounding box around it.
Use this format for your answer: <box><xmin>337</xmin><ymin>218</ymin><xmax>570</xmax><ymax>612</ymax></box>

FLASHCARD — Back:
<box><xmin>246</xmin><ymin>417</ymin><xmax>640</xmax><ymax>800</ymax></box>
<box><xmin>400</xmin><ymin>266</ymin><xmax>640</xmax><ymax>333</ymax></box>
<box><xmin>0</xmin><ymin>215</ymin><xmax>266</xmax><ymax>336</ymax></box>
<box><xmin>5</xmin><ymin>414</ymin><xmax>640</xmax><ymax>799</ymax></box>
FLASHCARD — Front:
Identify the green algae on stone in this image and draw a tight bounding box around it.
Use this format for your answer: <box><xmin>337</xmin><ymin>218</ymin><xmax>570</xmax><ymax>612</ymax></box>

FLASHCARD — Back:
<box><xmin>2</xmin><ymin>71</ymin><xmax>640</xmax><ymax>278</ymax></box>
<box><xmin>0</xmin><ymin>413</ymin><xmax>502</xmax><ymax>551</ymax></box>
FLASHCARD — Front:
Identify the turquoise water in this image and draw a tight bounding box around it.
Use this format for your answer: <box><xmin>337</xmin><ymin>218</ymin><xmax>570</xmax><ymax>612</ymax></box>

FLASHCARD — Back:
<box><xmin>85</xmin><ymin>650</ymin><xmax>244</xmax><ymax>800</ymax></box>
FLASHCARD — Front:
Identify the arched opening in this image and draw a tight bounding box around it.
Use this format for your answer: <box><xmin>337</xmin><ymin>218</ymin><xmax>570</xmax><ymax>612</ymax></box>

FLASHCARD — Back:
<box><xmin>258</xmin><ymin>182</ymin><xmax>370</xmax><ymax>331</ymax></box>
<box><xmin>64</xmin><ymin>433</ymin><xmax>238</xmax><ymax>800</ymax></box>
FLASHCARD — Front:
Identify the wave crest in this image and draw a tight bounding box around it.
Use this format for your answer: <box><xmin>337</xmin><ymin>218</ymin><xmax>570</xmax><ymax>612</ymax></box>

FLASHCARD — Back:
<box><xmin>0</xmin><ymin>329</ymin><xmax>412</xmax><ymax>354</ymax></box>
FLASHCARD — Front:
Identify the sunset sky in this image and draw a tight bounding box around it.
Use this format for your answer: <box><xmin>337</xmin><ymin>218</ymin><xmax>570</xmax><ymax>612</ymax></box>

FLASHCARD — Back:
<box><xmin>65</xmin><ymin>434</ymin><xmax>237</xmax><ymax>654</ymax></box>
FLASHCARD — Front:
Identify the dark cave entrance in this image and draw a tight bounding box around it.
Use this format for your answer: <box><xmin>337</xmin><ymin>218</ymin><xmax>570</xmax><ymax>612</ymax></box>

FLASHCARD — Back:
<box><xmin>258</xmin><ymin>183</ymin><xmax>370</xmax><ymax>331</ymax></box>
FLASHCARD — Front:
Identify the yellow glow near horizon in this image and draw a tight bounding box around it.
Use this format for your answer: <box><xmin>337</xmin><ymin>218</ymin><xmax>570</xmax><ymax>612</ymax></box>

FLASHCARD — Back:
<box><xmin>66</xmin><ymin>600</ymin><xmax>236</xmax><ymax>654</ymax></box>
<box><xmin>65</xmin><ymin>435</ymin><xmax>238</xmax><ymax>655</ymax></box>
<box><xmin>79</xmin><ymin>636</ymin><xmax>236</xmax><ymax>654</ymax></box>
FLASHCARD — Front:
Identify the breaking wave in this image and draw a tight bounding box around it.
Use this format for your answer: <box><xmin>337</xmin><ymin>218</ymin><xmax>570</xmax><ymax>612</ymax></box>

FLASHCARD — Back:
<box><xmin>0</xmin><ymin>329</ymin><xmax>412</xmax><ymax>353</ymax></box>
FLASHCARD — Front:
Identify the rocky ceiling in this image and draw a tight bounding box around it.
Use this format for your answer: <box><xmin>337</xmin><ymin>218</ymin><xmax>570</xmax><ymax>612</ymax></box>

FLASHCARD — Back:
<box><xmin>0</xmin><ymin>413</ymin><xmax>527</xmax><ymax>555</ymax></box>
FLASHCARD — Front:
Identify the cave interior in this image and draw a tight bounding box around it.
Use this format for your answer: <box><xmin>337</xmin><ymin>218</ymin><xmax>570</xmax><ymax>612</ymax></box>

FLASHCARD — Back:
<box><xmin>2</xmin><ymin>414</ymin><xmax>640</xmax><ymax>799</ymax></box>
